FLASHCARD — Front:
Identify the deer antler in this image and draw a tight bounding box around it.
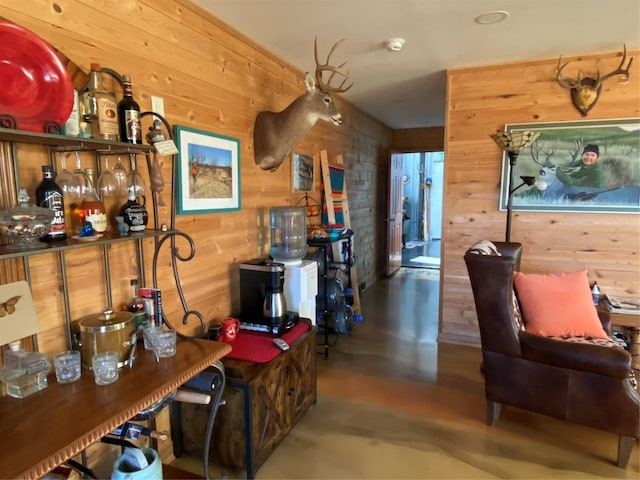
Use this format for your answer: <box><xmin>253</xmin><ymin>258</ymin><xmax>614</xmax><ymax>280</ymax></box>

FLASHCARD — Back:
<box><xmin>595</xmin><ymin>44</ymin><xmax>633</xmax><ymax>87</ymax></box>
<box><xmin>556</xmin><ymin>56</ymin><xmax>581</xmax><ymax>89</ymax></box>
<box><xmin>557</xmin><ymin>45</ymin><xmax>633</xmax><ymax>89</ymax></box>
<box><xmin>530</xmin><ymin>140</ymin><xmax>556</xmax><ymax>168</ymax></box>
<box><xmin>314</xmin><ymin>36</ymin><xmax>353</xmax><ymax>93</ymax></box>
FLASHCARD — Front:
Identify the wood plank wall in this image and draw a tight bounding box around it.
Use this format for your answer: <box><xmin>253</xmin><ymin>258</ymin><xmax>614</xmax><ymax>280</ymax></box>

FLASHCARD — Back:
<box><xmin>392</xmin><ymin>126</ymin><xmax>445</xmax><ymax>152</ymax></box>
<box><xmin>0</xmin><ymin>0</ymin><xmax>392</xmax><ymax>355</ymax></box>
<box><xmin>441</xmin><ymin>49</ymin><xmax>640</xmax><ymax>345</ymax></box>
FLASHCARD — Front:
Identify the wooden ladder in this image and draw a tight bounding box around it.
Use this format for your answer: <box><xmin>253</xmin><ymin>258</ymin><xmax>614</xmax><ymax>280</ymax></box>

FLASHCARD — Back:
<box><xmin>319</xmin><ymin>149</ymin><xmax>361</xmax><ymax>316</ymax></box>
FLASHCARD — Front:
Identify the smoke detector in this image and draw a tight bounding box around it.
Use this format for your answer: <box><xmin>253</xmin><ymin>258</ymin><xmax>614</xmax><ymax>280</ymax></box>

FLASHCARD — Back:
<box><xmin>384</xmin><ymin>38</ymin><xmax>405</xmax><ymax>52</ymax></box>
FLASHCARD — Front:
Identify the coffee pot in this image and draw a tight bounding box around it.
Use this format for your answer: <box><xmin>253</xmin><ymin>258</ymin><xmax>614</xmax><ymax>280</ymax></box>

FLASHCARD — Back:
<box><xmin>263</xmin><ymin>284</ymin><xmax>287</xmax><ymax>321</ymax></box>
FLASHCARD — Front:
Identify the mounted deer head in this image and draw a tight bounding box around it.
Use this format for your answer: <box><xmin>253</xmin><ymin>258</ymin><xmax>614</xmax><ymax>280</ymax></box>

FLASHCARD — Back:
<box><xmin>254</xmin><ymin>37</ymin><xmax>353</xmax><ymax>172</ymax></box>
<box><xmin>556</xmin><ymin>45</ymin><xmax>633</xmax><ymax>116</ymax></box>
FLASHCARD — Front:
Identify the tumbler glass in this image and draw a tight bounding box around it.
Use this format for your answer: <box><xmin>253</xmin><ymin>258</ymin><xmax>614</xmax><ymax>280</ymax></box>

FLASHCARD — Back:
<box><xmin>54</xmin><ymin>350</ymin><xmax>81</xmax><ymax>384</ymax></box>
<box><xmin>92</xmin><ymin>351</ymin><xmax>119</xmax><ymax>385</ymax></box>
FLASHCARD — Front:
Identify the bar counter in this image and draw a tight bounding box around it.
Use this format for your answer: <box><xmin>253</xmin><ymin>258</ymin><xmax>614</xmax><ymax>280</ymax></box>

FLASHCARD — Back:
<box><xmin>0</xmin><ymin>338</ymin><xmax>231</xmax><ymax>479</ymax></box>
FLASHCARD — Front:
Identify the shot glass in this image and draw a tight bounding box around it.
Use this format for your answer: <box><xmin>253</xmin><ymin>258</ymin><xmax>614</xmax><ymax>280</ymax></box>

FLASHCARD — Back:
<box><xmin>92</xmin><ymin>351</ymin><xmax>119</xmax><ymax>385</ymax></box>
<box><xmin>54</xmin><ymin>350</ymin><xmax>81</xmax><ymax>384</ymax></box>
<box><xmin>155</xmin><ymin>330</ymin><xmax>177</xmax><ymax>358</ymax></box>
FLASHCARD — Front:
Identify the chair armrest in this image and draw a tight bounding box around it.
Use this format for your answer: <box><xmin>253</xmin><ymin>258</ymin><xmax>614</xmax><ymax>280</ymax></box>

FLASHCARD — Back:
<box><xmin>520</xmin><ymin>331</ymin><xmax>631</xmax><ymax>378</ymax></box>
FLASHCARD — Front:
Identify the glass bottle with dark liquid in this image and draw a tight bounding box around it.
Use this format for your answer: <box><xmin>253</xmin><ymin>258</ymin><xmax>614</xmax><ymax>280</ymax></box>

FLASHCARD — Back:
<box><xmin>126</xmin><ymin>278</ymin><xmax>147</xmax><ymax>330</ymax></box>
<box><xmin>36</xmin><ymin>165</ymin><xmax>67</xmax><ymax>242</ymax></box>
<box><xmin>118</xmin><ymin>74</ymin><xmax>142</xmax><ymax>144</ymax></box>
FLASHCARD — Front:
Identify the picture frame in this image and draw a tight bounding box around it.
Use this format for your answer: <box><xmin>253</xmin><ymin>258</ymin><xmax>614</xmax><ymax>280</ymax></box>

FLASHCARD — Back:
<box><xmin>499</xmin><ymin>118</ymin><xmax>640</xmax><ymax>214</ymax></box>
<box><xmin>291</xmin><ymin>152</ymin><xmax>315</xmax><ymax>192</ymax></box>
<box><xmin>174</xmin><ymin>125</ymin><xmax>241</xmax><ymax>214</ymax></box>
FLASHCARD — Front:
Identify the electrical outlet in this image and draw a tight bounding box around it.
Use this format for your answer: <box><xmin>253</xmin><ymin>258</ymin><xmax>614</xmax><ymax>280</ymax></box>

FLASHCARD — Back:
<box><xmin>151</xmin><ymin>95</ymin><xmax>165</xmax><ymax>118</ymax></box>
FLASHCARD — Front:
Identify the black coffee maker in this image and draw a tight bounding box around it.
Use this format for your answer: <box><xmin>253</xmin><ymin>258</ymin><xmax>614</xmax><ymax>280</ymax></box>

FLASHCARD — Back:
<box><xmin>239</xmin><ymin>258</ymin><xmax>295</xmax><ymax>334</ymax></box>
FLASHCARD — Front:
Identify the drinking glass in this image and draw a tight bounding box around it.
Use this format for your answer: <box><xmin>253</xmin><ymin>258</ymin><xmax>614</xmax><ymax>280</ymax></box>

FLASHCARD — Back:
<box><xmin>96</xmin><ymin>155</ymin><xmax>118</xmax><ymax>201</ymax></box>
<box><xmin>155</xmin><ymin>330</ymin><xmax>177</xmax><ymax>358</ymax></box>
<box><xmin>113</xmin><ymin>155</ymin><xmax>129</xmax><ymax>195</ymax></box>
<box><xmin>143</xmin><ymin>324</ymin><xmax>163</xmax><ymax>351</ymax></box>
<box><xmin>72</xmin><ymin>151</ymin><xmax>91</xmax><ymax>198</ymax></box>
<box><xmin>54</xmin><ymin>350</ymin><xmax>81</xmax><ymax>384</ymax></box>
<box><xmin>55</xmin><ymin>152</ymin><xmax>78</xmax><ymax>190</ymax></box>
<box><xmin>92</xmin><ymin>351</ymin><xmax>119</xmax><ymax>385</ymax></box>
<box><xmin>126</xmin><ymin>153</ymin><xmax>147</xmax><ymax>198</ymax></box>
<box><xmin>55</xmin><ymin>152</ymin><xmax>82</xmax><ymax>233</ymax></box>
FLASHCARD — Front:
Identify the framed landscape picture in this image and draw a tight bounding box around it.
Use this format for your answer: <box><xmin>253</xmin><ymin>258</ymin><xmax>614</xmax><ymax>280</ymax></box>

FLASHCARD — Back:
<box><xmin>499</xmin><ymin>118</ymin><xmax>640</xmax><ymax>214</ymax></box>
<box><xmin>291</xmin><ymin>152</ymin><xmax>315</xmax><ymax>192</ymax></box>
<box><xmin>174</xmin><ymin>125</ymin><xmax>241</xmax><ymax>214</ymax></box>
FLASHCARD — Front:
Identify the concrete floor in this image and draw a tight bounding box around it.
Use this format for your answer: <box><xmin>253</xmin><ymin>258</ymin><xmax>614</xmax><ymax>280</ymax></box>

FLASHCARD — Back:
<box><xmin>401</xmin><ymin>239</ymin><xmax>441</xmax><ymax>268</ymax></box>
<box><xmin>172</xmin><ymin>264</ymin><xmax>639</xmax><ymax>479</ymax></box>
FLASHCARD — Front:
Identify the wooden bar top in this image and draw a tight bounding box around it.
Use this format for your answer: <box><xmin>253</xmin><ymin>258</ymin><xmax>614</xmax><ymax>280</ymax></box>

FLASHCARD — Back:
<box><xmin>0</xmin><ymin>338</ymin><xmax>231</xmax><ymax>479</ymax></box>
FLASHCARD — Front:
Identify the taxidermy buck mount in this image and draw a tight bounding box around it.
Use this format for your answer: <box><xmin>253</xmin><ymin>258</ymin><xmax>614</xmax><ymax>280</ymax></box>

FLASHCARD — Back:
<box><xmin>556</xmin><ymin>45</ymin><xmax>633</xmax><ymax>116</ymax></box>
<box><xmin>254</xmin><ymin>37</ymin><xmax>353</xmax><ymax>172</ymax></box>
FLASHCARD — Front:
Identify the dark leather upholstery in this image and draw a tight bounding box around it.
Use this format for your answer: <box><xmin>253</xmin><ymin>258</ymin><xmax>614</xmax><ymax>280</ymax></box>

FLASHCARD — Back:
<box><xmin>464</xmin><ymin>241</ymin><xmax>640</xmax><ymax>468</ymax></box>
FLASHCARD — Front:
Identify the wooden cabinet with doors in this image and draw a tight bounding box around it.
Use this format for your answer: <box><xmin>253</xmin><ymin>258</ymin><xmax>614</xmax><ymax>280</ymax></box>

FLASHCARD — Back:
<box><xmin>178</xmin><ymin>324</ymin><xmax>316</xmax><ymax>479</ymax></box>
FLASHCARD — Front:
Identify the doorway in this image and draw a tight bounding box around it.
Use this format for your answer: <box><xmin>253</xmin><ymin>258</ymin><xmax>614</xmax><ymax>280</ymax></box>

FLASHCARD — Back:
<box><xmin>396</xmin><ymin>151</ymin><xmax>444</xmax><ymax>268</ymax></box>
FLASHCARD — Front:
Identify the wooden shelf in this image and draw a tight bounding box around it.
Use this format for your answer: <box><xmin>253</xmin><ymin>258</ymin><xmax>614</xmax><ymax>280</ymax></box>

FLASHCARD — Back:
<box><xmin>0</xmin><ymin>127</ymin><xmax>151</xmax><ymax>153</ymax></box>
<box><xmin>0</xmin><ymin>229</ymin><xmax>179</xmax><ymax>259</ymax></box>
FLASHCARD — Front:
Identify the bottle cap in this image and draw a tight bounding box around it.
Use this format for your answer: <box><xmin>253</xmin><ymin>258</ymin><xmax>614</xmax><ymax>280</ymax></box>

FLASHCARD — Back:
<box><xmin>122</xmin><ymin>74</ymin><xmax>131</xmax><ymax>82</ymax></box>
<box><xmin>90</xmin><ymin>63</ymin><xmax>101</xmax><ymax>71</ymax></box>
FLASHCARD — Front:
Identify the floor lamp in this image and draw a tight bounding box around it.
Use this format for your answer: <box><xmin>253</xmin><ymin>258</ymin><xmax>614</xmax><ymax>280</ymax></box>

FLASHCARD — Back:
<box><xmin>490</xmin><ymin>130</ymin><xmax>540</xmax><ymax>242</ymax></box>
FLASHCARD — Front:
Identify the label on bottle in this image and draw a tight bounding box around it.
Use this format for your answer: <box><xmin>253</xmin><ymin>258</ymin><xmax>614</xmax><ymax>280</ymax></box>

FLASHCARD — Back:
<box><xmin>48</xmin><ymin>191</ymin><xmax>66</xmax><ymax>236</ymax></box>
<box><xmin>97</xmin><ymin>96</ymin><xmax>119</xmax><ymax>138</ymax></box>
<box><xmin>122</xmin><ymin>203</ymin><xmax>147</xmax><ymax>232</ymax></box>
<box><xmin>85</xmin><ymin>210</ymin><xmax>108</xmax><ymax>233</ymax></box>
<box><xmin>123</xmin><ymin>109</ymin><xmax>142</xmax><ymax>143</ymax></box>
<box><xmin>41</xmin><ymin>190</ymin><xmax>66</xmax><ymax>239</ymax></box>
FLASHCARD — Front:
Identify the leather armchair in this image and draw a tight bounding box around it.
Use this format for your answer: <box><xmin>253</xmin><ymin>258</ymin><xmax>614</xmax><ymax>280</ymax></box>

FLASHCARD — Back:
<box><xmin>464</xmin><ymin>241</ymin><xmax>639</xmax><ymax>468</ymax></box>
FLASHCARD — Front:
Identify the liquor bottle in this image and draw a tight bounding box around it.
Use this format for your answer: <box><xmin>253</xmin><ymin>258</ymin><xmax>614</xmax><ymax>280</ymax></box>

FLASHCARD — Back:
<box><xmin>126</xmin><ymin>279</ymin><xmax>147</xmax><ymax>330</ymax></box>
<box><xmin>63</xmin><ymin>89</ymin><xmax>80</xmax><ymax>137</ymax></box>
<box><xmin>81</xmin><ymin>63</ymin><xmax>120</xmax><ymax>141</ymax></box>
<box><xmin>80</xmin><ymin>168</ymin><xmax>108</xmax><ymax>234</ymax></box>
<box><xmin>35</xmin><ymin>165</ymin><xmax>67</xmax><ymax>242</ymax></box>
<box><xmin>119</xmin><ymin>192</ymin><xmax>148</xmax><ymax>232</ymax></box>
<box><xmin>118</xmin><ymin>74</ymin><xmax>142</xmax><ymax>144</ymax></box>
<box><xmin>591</xmin><ymin>281</ymin><xmax>600</xmax><ymax>306</ymax></box>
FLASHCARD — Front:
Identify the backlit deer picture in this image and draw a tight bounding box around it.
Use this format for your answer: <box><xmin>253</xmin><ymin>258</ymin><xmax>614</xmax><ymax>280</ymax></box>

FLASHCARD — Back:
<box><xmin>254</xmin><ymin>37</ymin><xmax>353</xmax><ymax>172</ymax></box>
<box><xmin>556</xmin><ymin>45</ymin><xmax>633</xmax><ymax>116</ymax></box>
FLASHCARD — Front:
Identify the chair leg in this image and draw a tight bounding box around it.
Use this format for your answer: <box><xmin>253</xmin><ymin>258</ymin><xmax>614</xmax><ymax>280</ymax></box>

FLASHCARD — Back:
<box><xmin>486</xmin><ymin>401</ymin><xmax>501</xmax><ymax>426</ymax></box>
<box><xmin>617</xmin><ymin>435</ymin><xmax>635</xmax><ymax>468</ymax></box>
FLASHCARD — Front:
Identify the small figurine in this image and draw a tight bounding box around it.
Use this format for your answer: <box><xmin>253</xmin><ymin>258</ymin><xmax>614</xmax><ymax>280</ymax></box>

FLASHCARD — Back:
<box><xmin>79</xmin><ymin>221</ymin><xmax>95</xmax><ymax>237</ymax></box>
<box><xmin>115</xmin><ymin>216</ymin><xmax>129</xmax><ymax>236</ymax></box>
<box><xmin>145</xmin><ymin>119</ymin><xmax>166</xmax><ymax>144</ymax></box>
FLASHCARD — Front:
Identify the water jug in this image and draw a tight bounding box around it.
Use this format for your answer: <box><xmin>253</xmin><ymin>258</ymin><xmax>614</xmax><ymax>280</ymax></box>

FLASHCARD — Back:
<box><xmin>269</xmin><ymin>206</ymin><xmax>307</xmax><ymax>264</ymax></box>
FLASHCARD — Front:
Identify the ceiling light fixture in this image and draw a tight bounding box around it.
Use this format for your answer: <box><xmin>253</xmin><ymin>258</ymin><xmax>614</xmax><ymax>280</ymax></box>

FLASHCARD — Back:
<box><xmin>475</xmin><ymin>11</ymin><xmax>510</xmax><ymax>25</ymax></box>
<box><xmin>384</xmin><ymin>38</ymin><xmax>405</xmax><ymax>52</ymax></box>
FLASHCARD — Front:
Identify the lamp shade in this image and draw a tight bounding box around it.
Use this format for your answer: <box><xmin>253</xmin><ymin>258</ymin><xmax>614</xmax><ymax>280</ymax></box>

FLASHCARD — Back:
<box><xmin>490</xmin><ymin>130</ymin><xmax>541</xmax><ymax>153</ymax></box>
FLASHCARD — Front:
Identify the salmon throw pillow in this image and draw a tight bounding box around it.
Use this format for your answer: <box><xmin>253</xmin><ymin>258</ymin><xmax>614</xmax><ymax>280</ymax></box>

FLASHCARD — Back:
<box><xmin>513</xmin><ymin>269</ymin><xmax>607</xmax><ymax>339</ymax></box>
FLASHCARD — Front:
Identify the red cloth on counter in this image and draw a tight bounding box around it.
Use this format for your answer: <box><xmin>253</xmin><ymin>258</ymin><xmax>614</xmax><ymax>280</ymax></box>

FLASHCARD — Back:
<box><xmin>223</xmin><ymin>321</ymin><xmax>310</xmax><ymax>363</ymax></box>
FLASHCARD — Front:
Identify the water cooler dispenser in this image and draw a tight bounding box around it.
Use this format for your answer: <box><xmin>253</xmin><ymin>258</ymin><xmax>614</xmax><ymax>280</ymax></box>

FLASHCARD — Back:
<box><xmin>269</xmin><ymin>206</ymin><xmax>318</xmax><ymax>324</ymax></box>
<box><xmin>283</xmin><ymin>259</ymin><xmax>318</xmax><ymax>324</ymax></box>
